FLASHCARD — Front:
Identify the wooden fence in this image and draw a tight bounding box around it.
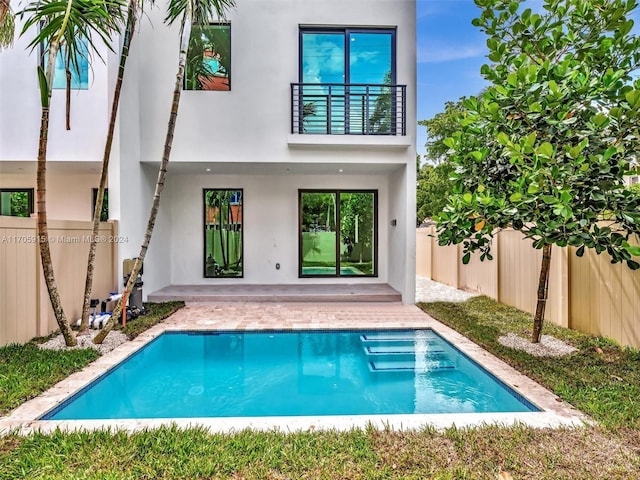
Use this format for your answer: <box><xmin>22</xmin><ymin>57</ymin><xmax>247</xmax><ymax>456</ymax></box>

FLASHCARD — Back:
<box><xmin>417</xmin><ymin>225</ymin><xmax>640</xmax><ymax>348</ymax></box>
<box><xmin>0</xmin><ymin>217</ymin><xmax>118</xmax><ymax>346</ymax></box>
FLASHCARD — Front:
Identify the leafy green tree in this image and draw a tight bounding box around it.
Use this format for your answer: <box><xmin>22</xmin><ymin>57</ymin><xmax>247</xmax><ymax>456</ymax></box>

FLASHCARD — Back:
<box><xmin>437</xmin><ymin>0</ymin><xmax>640</xmax><ymax>343</ymax></box>
<box><xmin>419</xmin><ymin>100</ymin><xmax>466</xmax><ymax>165</ymax></box>
<box><xmin>340</xmin><ymin>192</ymin><xmax>374</xmax><ymax>262</ymax></box>
<box><xmin>369</xmin><ymin>71</ymin><xmax>392</xmax><ymax>134</ymax></box>
<box><xmin>9</xmin><ymin>191</ymin><xmax>30</xmax><ymax>217</ymax></box>
<box><xmin>416</xmin><ymin>100</ymin><xmax>466</xmax><ymax>224</ymax></box>
<box><xmin>416</xmin><ymin>162</ymin><xmax>452</xmax><ymax>224</ymax></box>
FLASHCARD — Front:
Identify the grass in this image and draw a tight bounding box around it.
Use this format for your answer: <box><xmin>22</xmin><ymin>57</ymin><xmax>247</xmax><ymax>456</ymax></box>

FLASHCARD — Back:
<box><xmin>0</xmin><ymin>345</ymin><xmax>98</xmax><ymax>416</ymax></box>
<box><xmin>1</xmin><ymin>297</ymin><xmax>639</xmax><ymax>479</ymax></box>
<box><xmin>117</xmin><ymin>301</ymin><xmax>184</xmax><ymax>339</ymax></box>
<box><xmin>0</xmin><ymin>301</ymin><xmax>184</xmax><ymax>417</ymax></box>
<box><xmin>419</xmin><ymin>297</ymin><xmax>640</xmax><ymax>430</ymax></box>
<box><xmin>0</xmin><ymin>424</ymin><xmax>637</xmax><ymax>479</ymax></box>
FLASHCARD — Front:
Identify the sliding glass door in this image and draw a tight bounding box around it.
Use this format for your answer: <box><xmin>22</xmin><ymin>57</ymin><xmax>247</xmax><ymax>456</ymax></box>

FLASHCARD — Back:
<box><xmin>299</xmin><ymin>190</ymin><xmax>377</xmax><ymax>277</ymax></box>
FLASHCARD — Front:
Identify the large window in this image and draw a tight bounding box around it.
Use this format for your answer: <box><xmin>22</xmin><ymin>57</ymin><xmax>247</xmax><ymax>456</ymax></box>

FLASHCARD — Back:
<box><xmin>40</xmin><ymin>37</ymin><xmax>89</xmax><ymax>90</ymax></box>
<box><xmin>299</xmin><ymin>190</ymin><xmax>377</xmax><ymax>277</ymax></box>
<box><xmin>185</xmin><ymin>24</ymin><xmax>231</xmax><ymax>91</ymax></box>
<box><xmin>204</xmin><ymin>189</ymin><xmax>243</xmax><ymax>277</ymax></box>
<box><xmin>0</xmin><ymin>189</ymin><xmax>34</xmax><ymax>217</ymax></box>
<box><xmin>299</xmin><ymin>28</ymin><xmax>395</xmax><ymax>134</ymax></box>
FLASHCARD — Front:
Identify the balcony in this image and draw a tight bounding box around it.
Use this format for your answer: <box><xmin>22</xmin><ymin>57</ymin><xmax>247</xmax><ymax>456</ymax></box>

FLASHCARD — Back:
<box><xmin>291</xmin><ymin>83</ymin><xmax>407</xmax><ymax>136</ymax></box>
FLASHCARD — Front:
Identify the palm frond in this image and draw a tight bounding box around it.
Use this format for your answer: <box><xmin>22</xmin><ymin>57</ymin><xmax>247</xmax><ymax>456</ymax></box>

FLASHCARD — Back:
<box><xmin>19</xmin><ymin>0</ymin><xmax>127</xmax><ymax>64</ymax></box>
<box><xmin>0</xmin><ymin>5</ymin><xmax>14</xmax><ymax>48</ymax></box>
<box><xmin>165</xmin><ymin>0</ymin><xmax>235</xmax><ymax>29</ymax></box>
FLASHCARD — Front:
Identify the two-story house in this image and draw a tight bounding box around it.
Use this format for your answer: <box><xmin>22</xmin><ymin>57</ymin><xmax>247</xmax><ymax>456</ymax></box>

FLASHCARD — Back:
<box><xmin>0</xmin><ymin>0</ymin><xmax>416</xmax><ymax>306</ymax></box>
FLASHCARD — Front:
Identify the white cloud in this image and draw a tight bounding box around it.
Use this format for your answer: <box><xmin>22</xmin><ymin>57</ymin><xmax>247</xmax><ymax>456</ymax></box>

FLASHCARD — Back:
<box><xmin>417</xmin><ymin>45</ymin><xmax>486</xmax><ymax>63</ymax></box>
<box><xmin>302</xmin><ymin>36</ymin><xmax>345</xmax><ymax>83</ymax></box>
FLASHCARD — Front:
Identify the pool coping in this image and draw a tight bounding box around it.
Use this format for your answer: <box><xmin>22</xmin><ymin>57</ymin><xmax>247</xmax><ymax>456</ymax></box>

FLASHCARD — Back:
<box><xmin>0</xmin><ymin>303</ymin><xmax>589</xmax><ymax>434</ymax></box>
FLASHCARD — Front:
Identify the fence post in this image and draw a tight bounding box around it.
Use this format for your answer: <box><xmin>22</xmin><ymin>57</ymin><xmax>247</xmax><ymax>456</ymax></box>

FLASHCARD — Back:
<box><xmin>556</xmin><ymin>246</ymin><xmax>570</xmax><ymax>329</ymax></box>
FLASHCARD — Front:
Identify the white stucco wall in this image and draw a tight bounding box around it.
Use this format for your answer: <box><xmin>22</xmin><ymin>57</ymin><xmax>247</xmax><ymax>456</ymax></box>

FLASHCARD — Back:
<box><xmin>0</xmin><ymin>18</ymin><xmax>112</xmax><ymax>163</ymax></box>
<box><xmin>131</xmin><ymin>0</ymin><xmax>416</xmax><ymax>166</ymax></box>
<box><xmin>167</xmin><ymin>172</ymin><xmax>392</xmax><ymax>285</ymax></box>
<box><xmin>387</xmin><ymin>165</ymin><xmax>416</xmax><ymax>303</ymax></box>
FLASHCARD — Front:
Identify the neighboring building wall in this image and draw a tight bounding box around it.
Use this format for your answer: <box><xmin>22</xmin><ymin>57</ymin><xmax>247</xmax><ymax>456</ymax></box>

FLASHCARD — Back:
<box><xmin>417</xmin><ymin>226</ymin><xmax>640</xmax><ymax>348</ymax></box>
<box><xmin>168</xmin><ymin>172</ymin><xmax>391</xmax><ymax>285</ymax></box>
<box><xmin>0</xmin><ymin>172</ymin><xmax>103</xmax><ymax>221</ymax></box>
<box><xmin>0</xmin><ymin>20</ymin><xmax>112</xmax><ymax>164</ymax></box>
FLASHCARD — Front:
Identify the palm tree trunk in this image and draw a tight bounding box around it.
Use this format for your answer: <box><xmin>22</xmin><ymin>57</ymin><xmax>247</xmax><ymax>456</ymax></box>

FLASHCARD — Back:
<box><xmin>225</xmin><ymin>201</ymin><xmax>230</xmax><ymax>265</ymax></box>
<box><xmin>220</xmin><ymin>195</ymin><xmax>228</xmax><ymax>268</ymax></box>
<box><xmin>0</xmin><ymin>0</ymin><xmax>9</xmax><ymax>24</ymax></box>
<box><xmin>94</xmin><ymin>1</ymin><xmax>193</xmax><ymax>344</ymax></box>
<box><xmin>65</xmin><ymin>46</ymin><xmax>71</xmax><ymax>130</ymax></box>
<box><xmin>0</xmin><ymin>0</ymin><xmax>13</xmax><ymax>48</ymax></box>
<box><xmin>79</xmin><ymin>0</ymin><xmax>137</xmax><ymax>334</ymax></box>
<box><xmin>531</xmin><ymin>243</ymin><xmax>552</xmax><ymax>343</ymax></box>
<box><xmin>38</xmin><ymin>39</ymin><xmax>76</xmax><ymax>347</ymax></box>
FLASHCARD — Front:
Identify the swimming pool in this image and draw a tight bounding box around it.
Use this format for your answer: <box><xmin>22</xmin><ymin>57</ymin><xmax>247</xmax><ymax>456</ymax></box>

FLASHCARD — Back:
<box><xmin>43</xmin><ymin>329</ymin><xmax>537</xmax><ymax>420</ymax></box>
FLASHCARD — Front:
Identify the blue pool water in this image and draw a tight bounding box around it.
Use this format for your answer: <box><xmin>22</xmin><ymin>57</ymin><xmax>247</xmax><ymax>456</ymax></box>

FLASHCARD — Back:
<box><xmin>43</xmin><ymin>330</ymin><xmax>538</xmax><ymax>420</ymax></box>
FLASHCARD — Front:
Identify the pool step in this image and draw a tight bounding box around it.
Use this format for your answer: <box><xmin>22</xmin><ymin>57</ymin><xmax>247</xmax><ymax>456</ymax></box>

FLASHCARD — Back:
<box><xmin>360</xmin><ymin>331</ymin><xmax>439</xmax><ymax>342</ymax></box>
<box><xmin>368</xmin><ymin>359</ymin><xmax>455</xmax><ymax>372</ymax></box>
<box><xmin>364</xmin><ymin>345</ymin><xmax>446</xmax><ymax>356</ymax></box>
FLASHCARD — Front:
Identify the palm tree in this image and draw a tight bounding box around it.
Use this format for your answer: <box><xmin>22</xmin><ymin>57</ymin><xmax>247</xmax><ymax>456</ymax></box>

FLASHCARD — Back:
<box><xmin>79</xmin><ymin>0</ymin><xmax>152</xmax><ymax>334</ymax></box>
<box><xmin>94</xmin><ymin>0</ymin><xmax>235</xmax><ymax>344</ymax></box>
<box><xmin>20</xmin><ymin>0</ymin><xmax>125</xmax><ymax>346</ymax></box>
<box><xmin>0</xmin><ymin>0</ymin><xmax>14</xmax><ymax>47</ymax></box>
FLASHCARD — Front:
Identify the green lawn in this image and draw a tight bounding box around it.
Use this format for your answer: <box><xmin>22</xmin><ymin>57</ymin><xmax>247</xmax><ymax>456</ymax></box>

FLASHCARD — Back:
<box><xmin>0</xmin><ymin>302</ymin><xmax>184</xmax><ymax>416</ymax></box>
<box><xmin>1</xmin><ymin>297</ymin><xmax>639</xmax><ymax>479</ymax></box>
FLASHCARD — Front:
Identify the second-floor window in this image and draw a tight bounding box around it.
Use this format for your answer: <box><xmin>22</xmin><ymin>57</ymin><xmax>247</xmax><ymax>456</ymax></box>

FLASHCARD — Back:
<box><xmin>300</xmin><ymin>28</ymin><xmax>395</xmax><ymax>86</ymax></box>
<box><xmin>298</xmin><ymin>28</ymin><xmax>397</xmax><ymax>134</ymax></box>
<box><xmin>185</xmin><ymin>23</ymin><xmax>231</xmax><ymax>91</ymax></box>
<box><xmin>41</xmin><ymin>35</ymin><xmax>90</xmax><ymax>90</ymax></box>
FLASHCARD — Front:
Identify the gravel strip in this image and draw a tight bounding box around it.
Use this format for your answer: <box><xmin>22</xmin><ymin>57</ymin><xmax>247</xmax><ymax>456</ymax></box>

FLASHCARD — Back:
<box><xmin>38</xmin><ymin>330</ymin><xmax>129</xmax><ymax>355</ymax></box>
<box><xmin>498</xmin><ymin>333</ymin><xmax>578</xmax><ymax>357</ymax></box>
<box><xmin>415</xmin><ymin>275</ymin><xmax>479</xmax><ymax>303</ymax></box>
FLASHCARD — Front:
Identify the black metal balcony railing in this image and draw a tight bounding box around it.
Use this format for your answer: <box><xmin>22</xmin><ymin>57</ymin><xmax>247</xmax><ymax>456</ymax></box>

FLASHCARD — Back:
<box><xmin>291</xmin><ymin>83</ymin><xmax>407</xmax><ymax>136</ymax></box>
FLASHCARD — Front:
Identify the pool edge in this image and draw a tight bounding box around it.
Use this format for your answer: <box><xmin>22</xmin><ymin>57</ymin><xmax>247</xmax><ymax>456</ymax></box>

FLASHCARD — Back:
<box><xmin>0</xmin><ymin>303</ymin><xmax>591</xmax><ymax>435</ymax></box>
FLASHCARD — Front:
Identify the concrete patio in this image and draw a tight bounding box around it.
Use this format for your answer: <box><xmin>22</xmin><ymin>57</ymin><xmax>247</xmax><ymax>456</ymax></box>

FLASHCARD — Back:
<box><xmin>148</xmin><ymin>283</ymin><xmax>402</xmax><ymax>303</ymax></box>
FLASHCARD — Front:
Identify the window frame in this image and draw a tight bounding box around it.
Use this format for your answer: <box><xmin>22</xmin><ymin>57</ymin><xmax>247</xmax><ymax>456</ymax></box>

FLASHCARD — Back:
<box><xmin>184</xmin><ymin>22</ymin><xmax>232</xmax><ymax>91</ymax></box>
<box><xmin>0</xmin><ymin>188</ymin><xmax>35</xmax><ymax>217</ymax></box>
<box><xmin>298</xmin><ymin>189</ymin><xmax>378</xmax><ymax>278</ymax></box>
<box><xmin>202</xmin><ymin>188</ymin><xmax>244</xmax><ymax>278</ymax></box>
<box><xmin>298</xmin><ymin>27</ymin><xmax>397</xmax><ymax>85</ymax></box>
<box><xmin>298</xmin><ymin>27</ymin><xmax>398</xmax><ymax>135</ymax></box>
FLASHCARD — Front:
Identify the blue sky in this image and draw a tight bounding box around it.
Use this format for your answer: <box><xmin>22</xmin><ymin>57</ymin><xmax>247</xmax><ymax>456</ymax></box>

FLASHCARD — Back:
<box><xmin>416</xmin><ymin>0</ymin><xmax>489</xmax><ymax>156</ymax></box>
<box><xmin>416</xmin><ymin>0</ymin><xmax>640</xmax><ymax>157</ymax></box>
